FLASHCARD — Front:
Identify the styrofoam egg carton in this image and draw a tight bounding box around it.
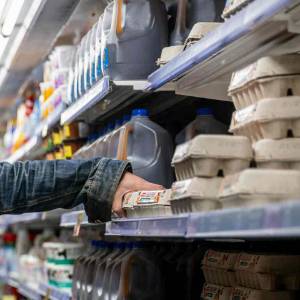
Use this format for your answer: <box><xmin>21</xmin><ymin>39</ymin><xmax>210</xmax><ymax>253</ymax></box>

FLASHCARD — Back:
<box><xmin>122</xmin><ymin>190</ymin><xmax>172</xmax><ymax>218</ymax></box>
<box><xmin>231</xmin><ymin>287</ymin><xmax>298</xmax><ymax>300</ymax></box>
<box><xmin>219</xmin><ymin>169</ymin><xmax>300</xmax><ymax>208</ymax></box>
<box><xmin>222</xmin><ymin>0</ymin><xmax>254</xmax><ymax>19</ymax></box>
<box><xmin>202</xmin><ymin>250</ymin><xmax>239</xmax><ymax>287</ymax></box>
<box><xmin>228</xmin><ymin>55</ymin><xmax>300</xmax><ymax>109</ymax></box>
<box><xmin>230</xmin><ymin>96</ymin><xmax>300</xmax><ymax>142</ymax></box>
<box><xmin>184</xmin><ymin>22</ymin><xmax>220</xmax><ymax>49</ymax></box>
<box><xmin>170</xmin><ymin>177</ymin><xmax>222</xmax><ymax>214</ymax></box>
<box><xmin>253</xmin><ymin>139</ymin><xmax>300</xmax><ymax>169</ymax></box>
<box><xmin>234</xmin><ymin>253</ymin><xmax>300</xmax><ymax>290</ymax></box>
<box><xmin>172</xmin><ymin>135</ymin><xmax>252</xmax><ymax>179</ymax></box>
<box><xmin>157</xmin><ymin>46</ymin><xmax>184</xmax><ymax>67</ymax></box>
<box><xmin>201</xmin><ymin>283</ymin><xmax>232</xmax><ymax>300</ymax></box>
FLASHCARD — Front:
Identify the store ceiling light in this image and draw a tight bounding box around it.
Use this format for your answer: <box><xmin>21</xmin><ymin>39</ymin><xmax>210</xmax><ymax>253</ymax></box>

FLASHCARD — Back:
<box><xmin>2</xmin><ymin>0</ymin><xmax>25</xmax><ymax>37</ymax></box>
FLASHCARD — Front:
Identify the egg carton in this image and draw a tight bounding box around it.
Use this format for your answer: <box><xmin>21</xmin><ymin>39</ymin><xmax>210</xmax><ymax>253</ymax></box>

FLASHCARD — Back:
<box><xmin>253</xmin><ymin>139</ymin><xmax>300</xmax><ymax>170</ymax></box>
<box><xmin>222</xmin><ymin>0</ymin><xmax>254</xmax><ymax>19</ymax></box>
<box><xmin>201</xmin><ymin>283</ymin><xmax>232</xmax><ymax>300</ymax></box>
<box><xmin>234</xmin><ymin>252</ymin><xmax>300</xmax><ymax>290</ymax></box>
<box><xmin>156</xmin><ymin>46</ymin><xmax>184</xmax><ymax>67</ymax></box>
<box><xmin>230</xmin><ymin>96</ymin><xmax>300</xmax><ymax>142</ymax></box>
<box><xmin>170</xmin><ymin>177</ymin><xmax>222</xmax><ymax>214</ymax></box>
<box><xmin>228</xmin><ymin>55</ymin><xmax>300</xmax><ymax>109</ymax></box>
<box><xmin>122</xmin><ymin>190</ymin><xmax>172</xmax><ymax>218</ymax></box>
<box><xmin>202</xmin><ymin>250</ymin><xmax>239</xmax><ymax>287</ymax></box>
<box><xmin>184</xmin><ymin>22</ymin><xmax>220</xmax><ymax>49</ymax></box>
<box><xmin>231</xmin><ymin>287</ymin><xmax>298</xmax><ymax>300</ymax></box>
<box><xmin>172</xmin><ymin>135</ymin><xmax>252</xmax><ymax>180</ymax></box>
<box><xmin>219</xmin><ymin>169</ymin><xmax>300</xmax><ymax>208</ymax></box>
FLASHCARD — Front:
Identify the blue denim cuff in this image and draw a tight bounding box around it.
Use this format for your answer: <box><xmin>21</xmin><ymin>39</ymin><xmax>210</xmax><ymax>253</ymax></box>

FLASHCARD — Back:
<box><xmin>84</xmin><ymin>158</ymin><xmax>131</xmax><ymax>222</ymax></box>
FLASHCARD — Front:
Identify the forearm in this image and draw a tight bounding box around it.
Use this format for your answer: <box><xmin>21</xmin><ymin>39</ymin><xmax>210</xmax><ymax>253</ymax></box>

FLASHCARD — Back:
<box><xmin>0</xmin><ymin>158</ymin><xmax>130</xmax><ymax>222</ymax></box>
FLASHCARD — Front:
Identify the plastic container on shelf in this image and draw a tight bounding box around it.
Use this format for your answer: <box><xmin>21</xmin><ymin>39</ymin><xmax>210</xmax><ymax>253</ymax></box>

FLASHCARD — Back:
<box><xmin>228</xmin><ymin>55</ymin><xmax>300</xmax><ymax>110</ymax></box>
<box><xmin>62</xmin><ymin>122</ymin><xmax>89</xmax><ymax>140</ymax></box>
<box><xmin>202</xmin><ymin>250</ymin><xmax>239</xmax><ymax>287</ymax></box>
<box><xmin>201</xmin><ymin>283</ymin><xmax>232</xmax><ymax>300</ymax></box>
<box><xmin>72</xmin><ymin>46</ymin><xmax>81</xmax><ymax>102</ymax></box>
<box><xmin>78</xmin><ymin>34</ymin><xmax>88</xmax><ymax>97</ymax></box>
<box><xmin>222</xmin><ymin>0</ymin><xmax>254</xmax><ymax>19</ymax></box>
<box><xmin>117</xmin><ymin>108</ymin><xmax>174</xmax><ymax>187</ymax></box>
<box><xmin>89</xmin><ymin>23</ymin><xmax>98</xmax><ymax>88</ymax></box>
<box><xmin>43</xmin><ymin>242</ymin><xmax>83</xmax><ymax>261</ymax></box>
<box><xmin>170</xmin><ymin>177</ymin><xmax>222</xmax><ymax>214</ymax></box>
<box><xmin>253</xmin><ymin>139</ymin><xmax>300</xmax><ymax>170</ymax></box>
<box><xmin>84</xmin><ymin>30</ymin><xmax>92</xmax><ymax>92</ymax></box>
<box><xmin>176</xmin><ymin>108</ymin><xmax>228</xmax><ymax>144</ymax></box>
<box><xmin>101</xmin><ymin>0</ymin><xmax>168</xmax><ymax>80</ymax></box>
<box><xmin>63</xmin><ymin>140</ymin><xmax>85</xmax><ymax>159</ymax></box>
<box><xmin>219</xmin><ymin>169</ymin><xmax>300</xmax><ymax>208</ymax></box>
<box><xmin>172</xmin><ymin>135</ymin><xmax>252</xmax><ymax>180</ymax></box>
<box><xmin>95</xmin><ymin>15</ymin><xmax>104</xmax><ymax>83</ymax></box>
<box><xmin>230</xmin><ymin>96</ymin><xmax>300</xmax><ymax>142</ymax></box>
<box><xmin>234</xmin><ymin>253</ymin><xmax>300</xmax><ymax>290</ymax></box>
<box><xmin>231</xmin><ymin>286</ymin><xmax>298</xmax><ymax>300</ymax></box>
<box><xmin>122</xmin><ymin>190</ymin><xmax>172</xmax><ymax>218</ymax></box>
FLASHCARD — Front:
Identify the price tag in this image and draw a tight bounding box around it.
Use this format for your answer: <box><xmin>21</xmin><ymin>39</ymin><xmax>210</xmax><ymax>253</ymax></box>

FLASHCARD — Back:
<box><xmin>73</xmin><ymin>212</ymin><xmax>84</xmax><ymax>236</ymax></box>
<box><xmin>44</xmin><ymin>287</ymin><xmax>51</xmax><ymax>300</ymax></box>
<box><xmin>64</xmin><ymin>145</ymin><xmax>73</xmax><ymax>158</ymax></box>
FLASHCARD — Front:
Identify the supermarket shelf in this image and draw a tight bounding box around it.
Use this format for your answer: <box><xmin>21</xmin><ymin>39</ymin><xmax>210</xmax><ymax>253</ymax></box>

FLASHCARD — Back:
<box><xmin>39</xmin><ymin>282</ymin><xmax>71</xmax><ymax>300</ymax></box>
<box><xmin>60</xmin><ymin>76</ymin><xmax>148</xmax><ymax>125</ymax></box>
<box><xmin>60</xmin><ymin>210</ymin><xmax>89</xmax><ymax>227</ymax></box>
<box><xmin>146</xmin><ymin>0</ymin><xmax>300</xmax><ymax>100</ymax></box>
<box><xmin>105</xmin><ymin>200</ymin><xmax>300</xmax><ymax>240</ymax></box>
<box><xmin>18</xmin><ymin>283</ymin><xmax>42</xmax><ymax>300</ymax></box>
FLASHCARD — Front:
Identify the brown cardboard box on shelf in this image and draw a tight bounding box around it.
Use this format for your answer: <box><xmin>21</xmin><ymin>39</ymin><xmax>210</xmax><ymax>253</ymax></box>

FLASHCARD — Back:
<box><xmin>184</xmin><ymin>22</ymin><xmax>220</xmax><ymax>49</ymax></box>
<box><xmin>234</xmin><ymin>252</ymin><xmax>300</xmax><ymax>290</ymax></box>
<box><xmin>201</xmin><ymin>283</ymin><xmax>232</xmax><ymax>300</ymax></box>
<box><xmin>228</xmin><ymin>55</ymin><xmax>300</xmax><ymax>109</ymax></box>
<box><xmin>253</xmin><ymin>139</ymin><xmax>300</xmax><ymax>170</ymax></box>
<box><xmin>122</xmin><ymin>190</ymin><xmax>172</xmax><ymax>218</ymax></box>
<box><xmin>219</xmin><ymin>169</ymin><xmax>300</xmax><ymax>208</ymax></box>
<box><xmin>170</xmin><ymin>177</ymin><xmax>222</xmax><ymax>214</ymax></box>
<box><xmin>231</xmin><ymin>286</ymin><xmax>298</xmax><ymax>300</ymax></box>
<box><xmin>230</xmin><ymin>96</ymin><xmax>300</xmax><ymax>142</ymax></box>
<box><xmin>156</xmin><ymin>46</ymin><xmax>184</xmax><ymax>67</ymax></box>
<box><xmin>172</xmin><ymin>135</ymin><xmax>252</xmax><ymax>180</ymax></box>
<box><xmin>202</xmin><ymin>250</ymin><xmax>239</xmax><ymax>287</ymax></box>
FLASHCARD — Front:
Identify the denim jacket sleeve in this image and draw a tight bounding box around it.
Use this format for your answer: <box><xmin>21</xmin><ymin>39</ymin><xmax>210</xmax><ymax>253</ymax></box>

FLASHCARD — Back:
<box><xmin>0</xmin><ymin>158</ymin><xmax>131</xmax><ymax>222</ymax></box>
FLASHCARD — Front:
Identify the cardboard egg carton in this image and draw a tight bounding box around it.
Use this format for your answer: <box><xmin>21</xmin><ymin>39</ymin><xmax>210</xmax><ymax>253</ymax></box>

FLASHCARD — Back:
<box><xmin>172</xmin><ymin>135</ymin><xmax>252</xmax><ymax>180</ymax></box>
<box><xmin>170</xmin><ymin>177</ymin><xmax>222</xmax><ymax>214</ymax></box>
<box><xmin>230</xmin><ymin>96</ymin><xmax>300</xmax><ymax>142</ymax></box>
<box><xmin>228</xmin><ymin>55</ymin><xmax>300</xmax><ymax>109</ymax></box>
<box><xmin>222</xmin><ymin>0</ymin><xmax>254</xmax><ymax>19</ymax></box>
<box><xmin>156</xmin><ymin>46</ymin><xmax>184</xmax><ymax>67</ymax></box>
<box><xmin>201</xmin><ymin>283</ymin><xmax>232</xmax><ymax>300</ymax></box>
<box><xmin>234</xmin><ymin>252</ymin><xmax>300</xmax><ymax>290</ymax></box>
<box><xmin>219</xmin><ymin>169</ymin><xmax>300</xmax><ymax>208</ymax></box>
<box><xmin>253</xmin><ymin>139</ymin><xmax>300</xmax><ymax>170</ymax></box>
<box><xmin>184</xmin><ymin>22</ymin><xmax>220</xmax><ymax>49</ymax></box>
<box><xmin>202</xmin><ymin>250</ymin><xmax>239</xmax><ymax>287</ymax></box>
<box><xmin>231</xmin><ymin>287</ymin><xmax>298</xmax><ymax>300</ymax></box>
<box><xmin>122</xmin><ymin>190</ymin><xmax>172</xmax><ymax>218</ymax></box>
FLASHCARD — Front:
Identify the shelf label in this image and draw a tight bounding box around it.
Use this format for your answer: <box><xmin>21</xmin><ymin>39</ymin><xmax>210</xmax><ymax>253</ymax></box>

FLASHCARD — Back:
<box><xmin>73</xmin><ymin>212</ymin><xmax>84</xmax><ymax>236</ymax></box>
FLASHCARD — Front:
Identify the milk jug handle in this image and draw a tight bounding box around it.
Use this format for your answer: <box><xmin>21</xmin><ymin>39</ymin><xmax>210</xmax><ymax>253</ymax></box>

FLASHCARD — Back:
<box><xmin>116</xmin><ymin>124</ymin><xmax>133</xmax><ymax>161</ymax></box>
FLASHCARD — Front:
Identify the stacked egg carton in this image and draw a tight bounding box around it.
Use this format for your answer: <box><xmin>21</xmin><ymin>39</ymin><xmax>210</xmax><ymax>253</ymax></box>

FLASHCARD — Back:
<box><xmin>200</xmin><ymin>249</ymin><xmax>300</xmax><ymax>300</ymax></box>
<box><xmin>222</xmin><ymin>55</ymin><xmax>300</xmax><ymax>208</ymax></box>
<box><xmin>170</xmin><ymin>134</ymin><xmax>252</xmax><ymax>214</ymax></box>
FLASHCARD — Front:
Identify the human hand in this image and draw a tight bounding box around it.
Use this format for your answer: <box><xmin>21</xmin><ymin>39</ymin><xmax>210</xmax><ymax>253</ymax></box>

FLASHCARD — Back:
<box><xmin>112</xmin><ymin>172</ymin><xmax>164</xmax><ymax>217</ymax></box>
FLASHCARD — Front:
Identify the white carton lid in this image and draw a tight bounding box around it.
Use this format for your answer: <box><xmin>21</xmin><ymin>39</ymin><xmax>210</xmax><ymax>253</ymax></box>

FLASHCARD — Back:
<box><xmin>235</xmin><ymin>252</ymin><xmax>300</xmax><ymax>273</ymax></box>
<box><xmin>232</xmin><ymin>287</ymin><xmax>297</xmax><ymax>300</ymax></box>
<box><xmin>123</xmin><ymin>190</ymin><xmax>171</xmax><ymax>209</ymax></box>
<box><xmin>172</xmin><ymin>135</ymin><xmax>252</xmax><ymax>164</ymax></box>
<box><xmin>229</xmin><ymin>55</ymin><xmax>300</xmax><ymax>92</ymax></box>
<box><xmin>220</xmin><ymin>169</ymin><xmax>300</xmax><ymax>198</ymax></box>
<box><xmin>253</xmin><ymin>139</ymin><xmax>300</xmax><ymax>162</ymax></box>
<box><xmin>170</xmin><ymin>177</ymin><xmax>222</xmax><ymax>201</ymax></box>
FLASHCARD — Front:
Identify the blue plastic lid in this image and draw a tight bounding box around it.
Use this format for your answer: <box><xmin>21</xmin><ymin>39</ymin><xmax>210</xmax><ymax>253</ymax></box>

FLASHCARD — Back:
<box><xmin>197</xmin><ymin>107</ymin><xmax>213</xmax><ymax>116</ymax></box>
<box><xmin>122</xmin><ymin>114</ymin><xmax>131</xmax><ymax>123</ymax></box>
<box><xmin>132</xmin><ymin>108</ymin><xmax>149</xmax><ymax>117</ymax></box>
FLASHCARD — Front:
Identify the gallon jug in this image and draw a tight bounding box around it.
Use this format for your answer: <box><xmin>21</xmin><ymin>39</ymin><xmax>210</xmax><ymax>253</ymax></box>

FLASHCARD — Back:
<box><xmin>107</xmin><ymin>119</ymin><xmax>123</xmax><ymax>159</ymax></box>
<box><xmin>176</xmin><ymin>107</ymin><xmax>228</xmax><ymax>144</ymax></box>
<box><xmin>95</xmin><ymin>15</ymin><xmax>104</xmax><ymax>82</ymax></box>
<box><xmin>117</xmin><ymin>109</ymin><xmax>174</xmax><ymax>187</ymax></box>
<box><xmin>72</xmin><ymin>46</ymin><xmax>81</xmax><ymax>102</ymax></box>
<box><xmin>67</xmin><ymin>49</ymin><xmax>77</xmax><ymax>105</ymax></box>
<box><xmin>188</xmin><ymin>0</ymin><xmax>225</xmax><ymax>27</ymax></box>
<box><xmin>84</xmin><ymin>30</ymin><xmax>92</xmax><ymax>92</ymax></box>
<box><xmin>101</xmin><ymin>0</ymin><xmax>168</xmax><ymax>80</ymax></box>
<box><xmin>170</xmin><ymin>0</ymin><xmax>188</xmax><ymax>45</ymax></box>
<box><xmin>78</xmin><ymin>34</ymin><xmax>87</xmax><ymax>97</ymax></box>
<box><xmin>89</xmin><ymin>23</ymin><xmax>98</xmax><ymax>88</ymax></box>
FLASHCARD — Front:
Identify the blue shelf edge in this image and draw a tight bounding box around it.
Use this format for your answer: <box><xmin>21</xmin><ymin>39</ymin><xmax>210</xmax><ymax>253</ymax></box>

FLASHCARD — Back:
<box><xmin>146</xmin><ymin>0</ymin><xmax>293</xmax><ymax>91</ymax></box>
